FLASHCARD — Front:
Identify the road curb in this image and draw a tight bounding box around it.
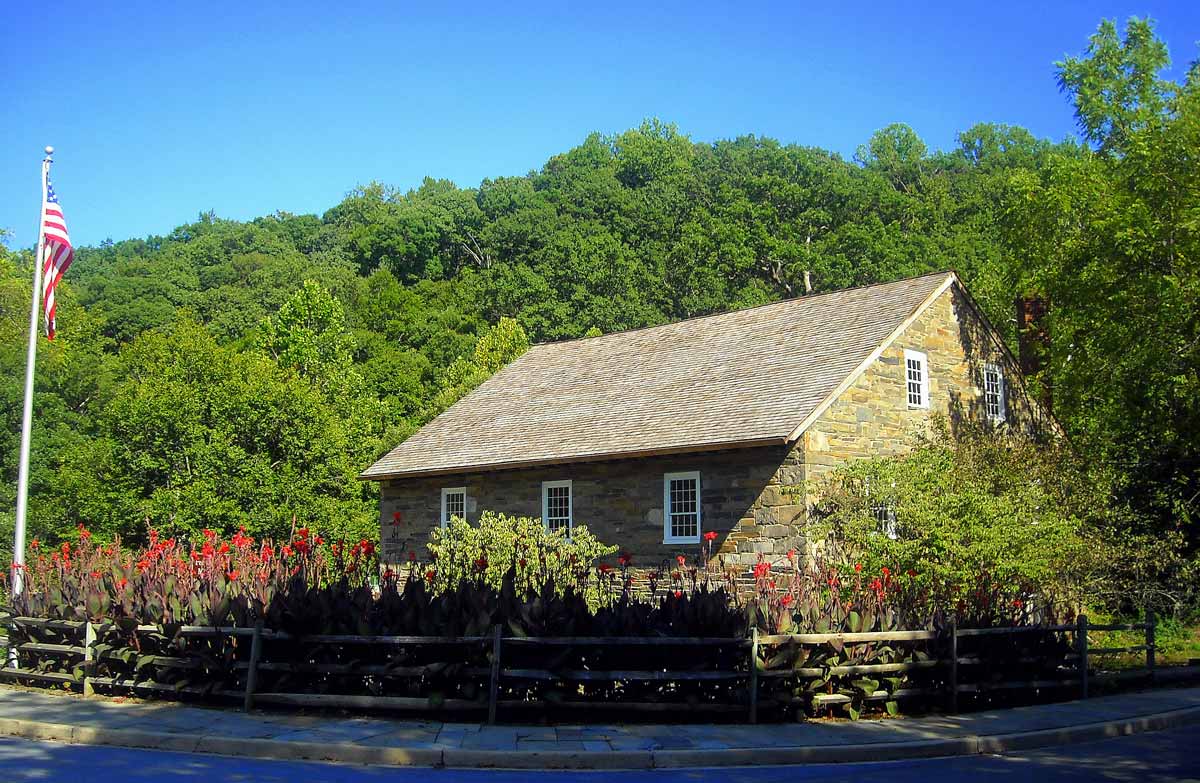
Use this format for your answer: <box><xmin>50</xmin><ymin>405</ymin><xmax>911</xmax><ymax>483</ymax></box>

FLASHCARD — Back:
<box><xmin>0</xmin><ymin>705</ymin><xmax>1197</xmax><ymax>769</ymax></box>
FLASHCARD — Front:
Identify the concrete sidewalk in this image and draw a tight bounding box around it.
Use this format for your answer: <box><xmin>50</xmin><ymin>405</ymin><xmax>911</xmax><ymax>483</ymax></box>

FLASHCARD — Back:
<box><xmin>0</xmin><ymin>685</ymin><xmax>1198</xmax><ymax>769</ymax></box>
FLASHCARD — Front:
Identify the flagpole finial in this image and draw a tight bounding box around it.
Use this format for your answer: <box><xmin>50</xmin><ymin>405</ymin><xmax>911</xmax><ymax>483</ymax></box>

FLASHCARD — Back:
<box><xmin>44</xmin><ymin>146</ymin><xmax>54</xmax><ymax>158</ymax></box>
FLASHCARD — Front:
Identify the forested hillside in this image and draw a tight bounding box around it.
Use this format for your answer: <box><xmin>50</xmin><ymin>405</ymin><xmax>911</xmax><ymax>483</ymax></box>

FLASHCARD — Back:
<box><xmin>1</xmin><ymin>20</ymin><xmax>1196</xmax><ymax>594</ymax></box>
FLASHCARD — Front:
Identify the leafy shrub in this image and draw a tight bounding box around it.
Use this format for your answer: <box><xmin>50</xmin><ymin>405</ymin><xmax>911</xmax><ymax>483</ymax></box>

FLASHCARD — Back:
<box><xmin>427</xmin><ymin>512</ymin><xmax>616</xmax><ymax>604</ymax></box>
<box><xmin>805</xmin><ymin>423</ymin><xmax>1097</xmax><ymax>615</ymax></box>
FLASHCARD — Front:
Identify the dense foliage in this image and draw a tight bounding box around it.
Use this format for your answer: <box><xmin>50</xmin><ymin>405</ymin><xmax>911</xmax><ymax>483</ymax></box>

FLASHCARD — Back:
<box><xmin>0</xmin><ymin>18</ymin><xmax>1197</xmax><ymax>613</ymax></box>
<box><xmin>809</xmin><ymin>424</ymin><xmax>1098</xmax><ymax>613</ymax></box>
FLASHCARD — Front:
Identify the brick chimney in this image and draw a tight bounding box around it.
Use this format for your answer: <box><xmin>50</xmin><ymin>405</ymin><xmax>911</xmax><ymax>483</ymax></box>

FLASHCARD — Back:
<box><xmin>1015</xmin><ymin>296</ymin><xmax>1051</xmax><ymax>411</ymax></box>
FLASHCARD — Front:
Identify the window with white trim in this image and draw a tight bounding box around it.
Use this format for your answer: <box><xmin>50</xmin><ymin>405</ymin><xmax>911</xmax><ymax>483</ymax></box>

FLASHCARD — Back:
<box><xmin>542</xmin><ymin>480</ymin><xmax>572</xmax><ymax>535</ymax></box>
<box><xmin>663</xmin><ymin>471</ymin><xmax>701</xmax><ymax>543</ymax></box>
<box><xmin>865</xmin><ymin>476</ymin><xmax>898</xmax><ymax>540</ymax></box>
<box><xmin>984</xmin><ymin>362</ymin><xmax>1006</xmax><ymax>423</ymax></box>
<box><xmin>903</xmin><ymin>349</ymin><xmax>929</xmax><ymax>409</ymax></box>
<box><xmin>872</xmin><ymin>502</ymin><xmax>899</xmax><ymax>540</ymax></box>
<box><xmin>440</xmin><ymin>487</ymin><xmax>466</xmax><ymax>528</ymax></box>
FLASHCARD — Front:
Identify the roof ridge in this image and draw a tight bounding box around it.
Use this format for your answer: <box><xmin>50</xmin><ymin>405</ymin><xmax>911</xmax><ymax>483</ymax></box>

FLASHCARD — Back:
<box><xmin>530</xmin><ymin>269</ymin><xmax>956</xmax><ymax>351</ymax></box>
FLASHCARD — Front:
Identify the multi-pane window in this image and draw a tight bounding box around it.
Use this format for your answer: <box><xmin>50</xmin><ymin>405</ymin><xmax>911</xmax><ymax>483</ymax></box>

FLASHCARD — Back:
<box><xmin>904</xmin><ymin>349</ymin><xmax>929</xmax><ymax>409</ymax></box>
<box><xmin>542</xmin><ymin>480</ymin><xmax>572</xmax><ymax>535</ymax></box>
<box><xmin>872</xmin><ymin>502</ymin><xmax>898</xmax><ymax>540</ymax></box>
<box><xmin>984</xmin><ymin>363</ymin><xmax>1006</xmax><ymax>423</ymax></box>
<box><xmin>663</xmin><ymin>471</ymin><xmax>701</xmax><ymax>543</ymax></box>
<box><xmin>440</xmin><ymin>487</ymin><xmax>466</xmax><ymax>528</ymax></box>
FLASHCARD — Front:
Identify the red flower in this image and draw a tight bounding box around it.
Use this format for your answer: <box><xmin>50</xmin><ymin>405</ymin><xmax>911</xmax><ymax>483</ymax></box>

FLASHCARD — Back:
<box><xmin>1013</xmin><ymin>599</ymin><xmax>1024</xmax><ymax>609</ymax></box>
<box><xmin>618</xmin><ymin>552</ymin><xmax>632</xmax><ymax>566</ymax></box>
<box><xmin>703</xmin><ymin>531</ymin><xmax>718</xmax><ymax>542</ymax></box>
<box><xmin>90</xmin><ymin>570</ymin><xmax>101</xmax><ymax>579</ymax></box>
<box><xmin>676</xmin><ymin>555</ymin><xmax>687</xmax><ymax>567</ymax></box>
<box><xmin>881</xmin><ymin>567</ymin><xmax>891</xmax><ymax>577</ymax></box>
<box><xmin>780</xmin><ymin>594</ymin><xmax>794</xmax><ymax>607</ymax></box>
<box><xmin>753</xmin><ymin>561</ymin><xmax>770</xmax><ymax>579</ymax></box>
<box><xmin>474</xmin><ymin>556</ymin><xmax>488</xmax><ymax>571</ymax></box>
<box><xmin>227</xmin><ymin>570</ymin><xmax>239</xmax><ymax>581</ymax></box>
<box><xmin>281</xmin><ymin>545</ymin><xmax>293</xmax><ymax>557</ymax></box>
<box><xmin>77</xmin><ymin>525</ymin><xmax>92</xmax><ymax>540</ymax></box>
<box><xmin>786</xmin><ymin>549</ymin><xmax>795</xmax><ymax>561</ymax></box>
<box><xmin>148</xmin><ymin>529</ymin><xmax>158</xmax><ymax>544</ymax></box>
<box><xmin>674</xmin><ymin>590</ymin><xmax>683</xmax><ymax>599</ymax></box>
<box><xmin>518</xmin><ymin>558</ymin><xmax>527</xmax><ymax>568</ymax></box>
<box><xmin>203</xmin><ymin>528</ymin><xmax>215</xmax><ymax>540</ymax></box>
<box><xmin>30</xmin><ymin>538</ymin><xmax>39</xmax><ymax>550</ymax></box>
<box><xmin>116</xmin><ymin>577</ymin><xmax>128</xmax><ymax>590</ymax></box>
<box><xmin>425</xmin><ymin>569</ymin><xmax>436</xmax><ymax>583</ymax></box>
<box><xmin>61</xmin><ymin>542</ymin><xmax>70</xmax><ymax>555</ymax></box>
<box><xmin>906</xmin><ymin>569</ymin><xmax>918</xmax><ymax>578</ymax></box>
<box><xmin>391</xmin><ymin>511</ymin><xmax>402</xmax><ymax>526</ymax></box>
<box><xmin>217</xmin><ymin>542</ymin><xmax>230</xmax><ymax>554</ymax></box>
<box><xmin>408</xmin><ymin>551</ymin><xmax>416</xmax><ymax>562</ymax></box>
<box><xmin>598</xmin><ymin>563</ymin><xmax>613</xmax><ymax>574</ymax></box>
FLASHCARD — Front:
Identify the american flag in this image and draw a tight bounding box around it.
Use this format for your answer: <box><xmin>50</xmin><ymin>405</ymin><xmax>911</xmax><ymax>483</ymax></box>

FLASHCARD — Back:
<box><xmin>40</xmin><ymin>179</ymin><xmax>74</xmax><ymax>339</ymax></box>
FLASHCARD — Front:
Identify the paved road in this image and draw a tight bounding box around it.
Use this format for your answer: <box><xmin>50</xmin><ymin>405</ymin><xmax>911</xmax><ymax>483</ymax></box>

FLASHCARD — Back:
<box><xmin>1</xmin><ymin>724</ymin><xmax>1199</xmax><ymax>782</ymax></box>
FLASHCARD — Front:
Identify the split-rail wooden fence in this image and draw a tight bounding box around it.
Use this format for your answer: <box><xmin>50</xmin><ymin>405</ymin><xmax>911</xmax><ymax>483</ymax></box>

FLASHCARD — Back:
<box><xmin>0</xmin><ymin>613</ymin><xmax>1161</xmax><ymax>723</ymax></box>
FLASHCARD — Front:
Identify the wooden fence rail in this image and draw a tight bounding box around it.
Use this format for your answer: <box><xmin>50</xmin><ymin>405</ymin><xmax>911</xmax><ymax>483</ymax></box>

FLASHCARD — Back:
<box><xmin>0</xmin><ymin>613</ymin><xmax>1159</xmax><ymax>723</ymax></box>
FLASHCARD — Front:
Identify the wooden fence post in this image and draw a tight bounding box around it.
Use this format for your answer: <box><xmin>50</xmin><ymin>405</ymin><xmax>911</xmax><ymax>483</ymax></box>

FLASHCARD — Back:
<box><xmin>1145</xmin><ymin>610</ymin><xmax>1156</xmax><ymax>678</ymax></box>
<box><xmin>749</xmin><ymin>627</ymin><xmax>759</xmax><ymax>724</ymax></box>
<box><xmin>487</xmin><ymin>625</ymin><xmax>501</xmax><ymax>725</ymax></box>
<box><xmin>83</xmin><ymin>621</ymin><xmax>96</xmax><ymax>697</ymax></box>
<box><xmin>1077</xmin><ymin>614</ymin><xmax>1089</xmax><ymax>699</ymax></box>
<box><xmin>949</xmin><ymin>617</ymin><xmax>958</xmax><ymax>714</ymax></box>
<box><xmin>243</xmin><ymin>622</ymin><xmax>263</xmax><ymax>712</ymax></box>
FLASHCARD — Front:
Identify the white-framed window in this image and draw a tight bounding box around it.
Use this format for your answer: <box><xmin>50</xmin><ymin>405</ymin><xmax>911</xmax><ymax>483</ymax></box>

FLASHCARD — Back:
<box><xmin>984</xmin><ymin>362</ymin><xmax>1007</xmax><ymax>423</ymax></box>
<box><xmin>865</xmin><ymin>476</ymin><xmax>898</xmax><ymax>540</ymax></box>
<box><xmin>663</xmin><ymin>471</ymin><xmax>701</xmax><ymax>544</ymax></box>
<box><xmin>872</xmin><ymin>502</ymin><xmax>899</xmax><ymax>540</ymax></box>
<box><xmin>903</xmin><ymin>349</ymin><xmax>930</xmax><ymax>409</ymax></box>
<box><xmin>542</xmin><ymin>480</ymin><xmax>572</xmax><ymax>535</ymax></box>
<box><xmin>440</xmin><ymin>487</ymin><xmax>466</xmax><ymax>528</ymax></box>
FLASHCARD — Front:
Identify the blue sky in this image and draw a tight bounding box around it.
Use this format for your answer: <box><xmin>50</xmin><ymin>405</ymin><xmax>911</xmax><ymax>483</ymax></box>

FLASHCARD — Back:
<box><xmin>2</xmin><ymin>1</ymin><xmax>1197</xmax><ymax>250</ymax></box>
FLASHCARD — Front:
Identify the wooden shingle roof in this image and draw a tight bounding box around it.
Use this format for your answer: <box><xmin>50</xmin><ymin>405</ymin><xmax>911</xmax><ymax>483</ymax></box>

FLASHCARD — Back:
<box><xmin>362</xmin><ymin>271</ymin><xmax>957</xmax><ymax>480</ymax></box>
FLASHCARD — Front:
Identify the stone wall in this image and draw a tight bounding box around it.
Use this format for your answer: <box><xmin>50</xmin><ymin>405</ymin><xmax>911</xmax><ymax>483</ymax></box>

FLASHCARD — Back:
<box><xmin>802</xmin><ymin>284</ymin><xmax>1055</xmax><ymax>487</ymax></box>
<box><xmin>379</xmin><ymin>445</ymin><xmax>806</xmax><ymax>571</ymax></box>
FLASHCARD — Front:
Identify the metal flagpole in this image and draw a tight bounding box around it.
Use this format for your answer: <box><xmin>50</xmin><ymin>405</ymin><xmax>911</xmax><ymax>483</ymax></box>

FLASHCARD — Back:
<box><xmin>12</xmin><ymin>146</ymin><xmax>53</xmax><ymax>603</ymax></box>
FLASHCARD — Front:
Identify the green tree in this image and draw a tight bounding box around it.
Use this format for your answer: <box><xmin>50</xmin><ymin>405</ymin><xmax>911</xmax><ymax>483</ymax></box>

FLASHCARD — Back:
<box><xmin>1004</xmin><ymin>17</ymin><xmax>1200</xmax><ymax>546</ymax></box>
<box><xmin>1057</xmin><ymin>17</ymin><xmax>1175</xmax><ymax>155</ymax></box>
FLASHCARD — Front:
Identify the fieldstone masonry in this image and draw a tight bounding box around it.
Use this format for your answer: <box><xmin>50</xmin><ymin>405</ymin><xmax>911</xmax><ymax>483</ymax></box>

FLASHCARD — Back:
<box><xmin>379</xmin><ymin>284</ymin><xmax>1054</xmax><ymax>577</ymax></box>
<box><xmin>381</xmin><ymin>445</ymin><xmax>807</xmax><ymax>571</ymax></box>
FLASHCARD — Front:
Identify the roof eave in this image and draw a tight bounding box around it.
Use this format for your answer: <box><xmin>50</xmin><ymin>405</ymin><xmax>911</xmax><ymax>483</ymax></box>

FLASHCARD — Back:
<box><xmin>358</xmin><ymin>434</ymin><xmax>792</xmax><ymax>482</ymax></box>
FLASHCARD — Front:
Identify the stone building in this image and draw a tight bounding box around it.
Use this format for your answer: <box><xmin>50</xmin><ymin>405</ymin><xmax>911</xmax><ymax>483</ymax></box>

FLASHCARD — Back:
<box><xmin>361</xmin><ymin>271</ymin><xmax>1056</xmax><ymax>570</ymax></box>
